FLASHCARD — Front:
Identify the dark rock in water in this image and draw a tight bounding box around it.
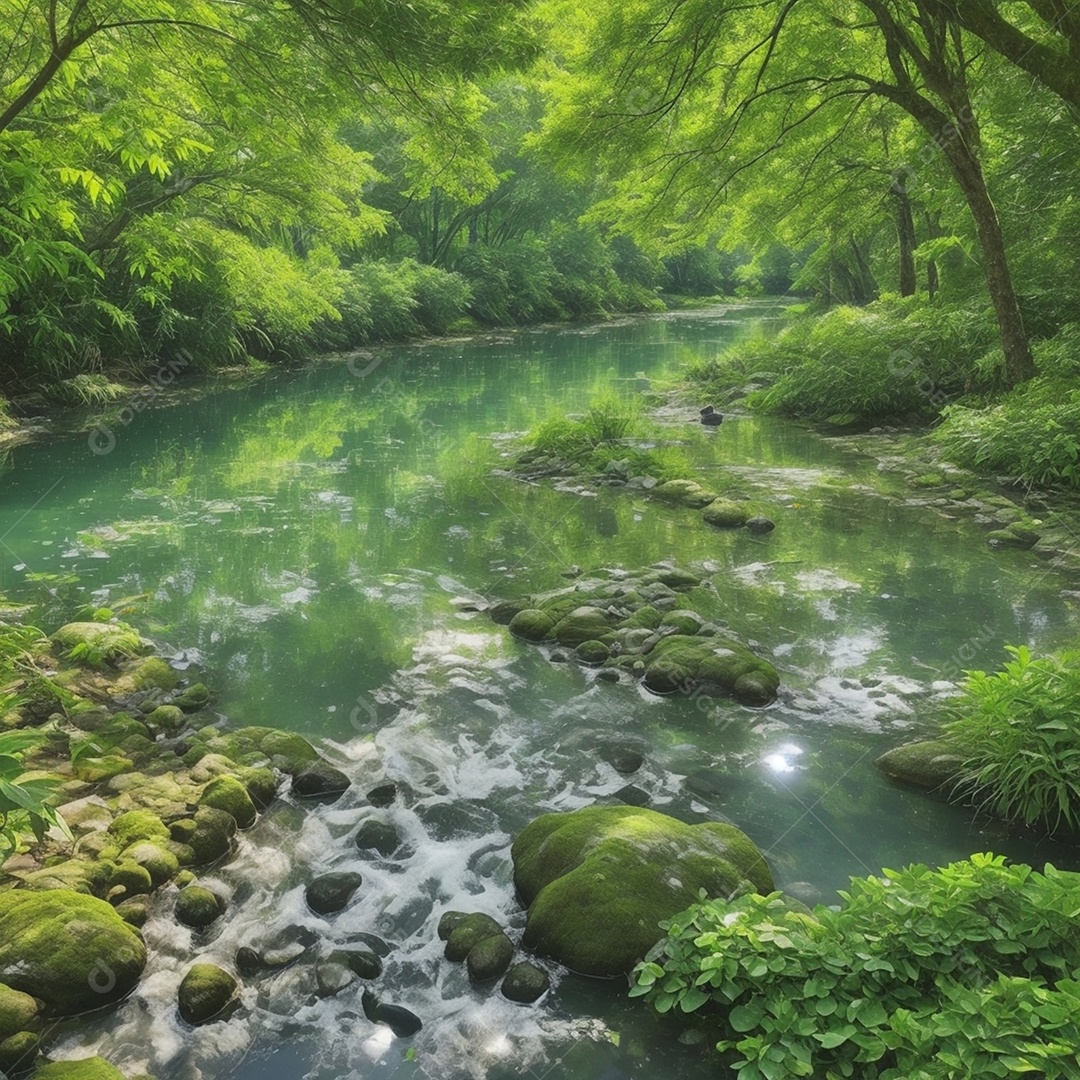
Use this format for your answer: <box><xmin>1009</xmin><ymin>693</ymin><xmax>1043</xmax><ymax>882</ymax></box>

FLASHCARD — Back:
<box><xmin>501</xmin><ymin>961</ymin><xmax>551</xmax><ymax>1004</ymax></box>
<box><xmin>745</xmin><ymin>515</ymin><xmax>776</xmax><ymax>535</ymax></box>
<box><xmin>184</xmin><ymin>806</ymin><xmax>237</xmax><ymax>865</ymax></box>
<box><xmin>576</xmin><ymin>639</ymin><xmax>610</xmax><ymax>665</ymax></box>
<box><xmin>549</xmin><ymin>651</ymin><xmax>568</xmax><ymax>663</ymax></box>
<box><xmin>445</xmin><ymin>914</ymin><xmax>504</xmax><ymax>962</ymax></box>
<box><xmin>178</xmin><ymin>963</ymin><xmax>240</xmax><ymax>1025</ymax></box>
<box><xmin>604</xmin><ymin>746</ymin><xmax>644</xmax><ymax>775</ymax></box>
<box><xmin>292</xmin><ymin>762</ymin><xmax>350</xmax><ymax>801</ymax></box>
<box><xmin>306</xmin><ymin>871</ymin><xmax>363</xmax><ymax>915</ymax></box>
<box><xmin>175</xmin><ymin>885</ymin><xmax>225</xmax><ymax>929</ymax></box>
<box><xmin>651</xmin><ymin>479</ymin><xmax>718</xmax><ymax>508</ymax></box>
<box><xmin>345</xmin><ymin>931</ymin><xmax>393</xmax><ymax>958</ymax></box>
<box><xmin>0</xmin><ymin>889</ymin><xmax>146</xmax><ymax>1016</ymax></box>
<box><xmin>513</xmin><ymin>805</ymin><xmax>773</xmax><ymax>977</ymax></box>
<box><xmin>367</xmin><ymin>783</ymin><xmax>397</xmax><ymax>808</ymax></box>
<box><xmin>488</xmin><ymin>598</ymin><xmax>529</xmax><ymax>625</ymax></box>
<box><xmin>361</xmin><ymin>991</ymin><xmax>422</xmax><ymax>1037</ymax></box>
<box><xmin>437</xmin><ymin>910</ymin><xmax>470</xmax><ymax>941</ymax></box>
<box><xmin>235</xmin><ymin>947</ymin><xmax>264</xmax><ymax>978</ymax></box>
<box><xmin>685</xmin><ymin>768</ymin><xmax>727</xmax><ymax>801</ymax></box>
<box><xmin>467</xmin><ymin>931</ymin><xmax>514</xmax><ymax>983</ymax></box>
<box><xmin>874</xmin><ymin>740</ymin><xmax>966</xmax><ymax>791</ymax></box>
<box><xmin>596</xmin><ymin>668</ymin><xmax>620</xmax><ymax>683</ymax></box>
<box><xmin>354</xmin><ymin>819</ymin><xmax>404</xmax><ymax>857</ymax></box>
<box><xmin>508</xmin><ymin>608</ymin><xmax>557</xmax><ymax>642</ymax></box>
<box><xmin>613</xmin><ymin>784</ymin><xmax>650</xmax><ymax>807</ymax></box>
<box><xmin>236</xmin><ymin>932</ymin><xmax>310</xmax><ymax>976</ymax></box>
<box><xmin>415</xmin><ymin>800</ymin><xmax>496</xmax><ymax>842</ymax></box>
<box><xmin>340</xmin><ymin>948</ymin><xmax>382</xmax><ymax>980</ymax></box>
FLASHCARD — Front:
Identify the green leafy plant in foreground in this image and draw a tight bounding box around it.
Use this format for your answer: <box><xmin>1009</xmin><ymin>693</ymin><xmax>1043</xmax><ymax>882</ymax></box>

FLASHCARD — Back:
<box><xmin>0</xmin><ymin>729</ymin><xmax>71</xmax><ymax>860</ymax></box>
<box><xmin>631</xmin><ymin>854</ymin><xmax>1080</xmax><ymax>1079</ymax></box>
<box><xmin>942</xmin><ymin>645</ymin><xmax>1080</xmax><ymax>834</ymax></box>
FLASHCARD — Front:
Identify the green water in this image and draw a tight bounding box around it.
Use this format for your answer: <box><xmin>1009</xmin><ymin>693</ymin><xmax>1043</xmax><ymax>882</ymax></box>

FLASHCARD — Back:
<box><xmin>3</xmin><ymin>304</ymin><xmax>1079</xmax><ymax>1079</ymax></box>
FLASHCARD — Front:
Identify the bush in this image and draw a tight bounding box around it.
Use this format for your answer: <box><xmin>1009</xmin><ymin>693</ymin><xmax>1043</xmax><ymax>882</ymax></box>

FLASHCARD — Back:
<box><xmin>941</xmin><ymin>645</ymin><xmax>1080</xmax><ymax>833</ymax></box>
<box><xmin>632</xmin><ymin>854</ymin><xmax>1080</xmax><ymax>1079</ymax></box>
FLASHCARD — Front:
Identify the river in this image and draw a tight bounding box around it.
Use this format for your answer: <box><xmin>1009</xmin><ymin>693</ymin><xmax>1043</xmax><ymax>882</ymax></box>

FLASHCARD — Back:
<box><xmin>1</xmin><ymin>304</ymin><xmax>1078</xmax><ymax>1079</ymax></box>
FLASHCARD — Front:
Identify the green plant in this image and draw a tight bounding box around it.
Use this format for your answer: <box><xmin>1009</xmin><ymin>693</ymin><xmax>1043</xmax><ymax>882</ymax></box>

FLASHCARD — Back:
<box><xmin>0</xmin><ymin>729</ymin><xmax>71</xmax><ymax>859</ymax></box>
<box><xmin>631</xmin><ymin>854</ymin><xmax>1080</xmax><ymax>1079</ymax></box>
<box><xmin>941</xmin><ymin>645</ymin><xmax>1080</xmax><ymax>833</ymax></box>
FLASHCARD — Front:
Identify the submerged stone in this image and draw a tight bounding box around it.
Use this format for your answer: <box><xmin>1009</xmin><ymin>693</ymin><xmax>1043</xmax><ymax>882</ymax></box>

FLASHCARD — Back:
<box><xmin>306</xmin><ymin>871</ymin><xmax>363</xmax><ymax>915</ymax></box>
<box><xmin>508</xmin><ymin>609</ymin><xmax>557</xmax><ymax>642</ymax></box>
<box><xmin>500</xmin><ymin>961</ymin><xmax>550</xmax><ymax>1004</ymax></box>
<box><xmin>874</xmin><ymin>739</ymin><xmax>966</xmax><ymax>791</ymax></box>
<box><xmin>701</xmin><ymin>500</ymin><xmax>749</xmax><ymax>528</ymax></box>
<box><xmin>361</xmin><ymin>991</ymin><xmax>422</xmax><ymax>1038</ymax></box>
<box><xmin>575</xmin><ymin>639</ymin><xmax>610</xmax><ymax>665</ymax></box>
<box><xmin>177</xmin><ymin>963</ymin><xmax>240</xmax><ymax>1025</ymax></box>
<box><xmin>651</xmin><ymin>480</ymin><xmax>717</xmax><ymax>508</ymax></box>
<box><xmin>175</xmin><ymin>886</ymin><xmax>225</xmax><ymax>929</ymax></box>
<box><xmin>512</xmin><ymin>805</ymin><xmax>773</xmax><ymax>977</ymax></box>
<box><xmin>466</xmin><ymin>931</ymin><xmax>515</xmax><ymax>983</ymax></box>
<box><xmin>354</xmin><ymin>819</ymin><xmax>403</xmax><ymax>857</ymax></box>
<box><xmin>444</xmin><ymin>914</ymin><xmax>503</xmax><ymax>962</ymax></box>
<box><xmin>745</xmin><ymin>515</ymin><xmax>776</xmax><ymax>534</ymax></box>
<box><xmin>641</xmin><ymin>634</ymin><xmax>779</xmax><ymax>704</ymax></box>
<box><xmin>0</xmin><ymin>889</ymin><xmax>146</xmax><ymax>1015</ymax></box>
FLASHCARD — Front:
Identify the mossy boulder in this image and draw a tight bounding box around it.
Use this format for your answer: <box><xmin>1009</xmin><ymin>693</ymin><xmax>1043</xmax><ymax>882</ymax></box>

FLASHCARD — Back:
<box><xmin>641</xmin><ymin>634</ymin><xmax>779</xmax><ymax>704</ymax></box>
<box><xmin>144</xmin><ymin>705</ymin><xmax>186</xmax><ymax>734</ymax></box>
<box><xmin>660</xmin><ymin>610</ymin><xmax>705</xmax><ymax>636</ymax></box>
<box><xmin>512</xmin><ymin>805</ymin><xmax>773</xmax><ymax>977</ymax></box>
<box><xmin>171</xmin><ymin>683</ymin><xmax>212</xmax><ymax>712</ymax></box>
<box><xmin>254</xmin><ymin>729</ymin><xmax>319</xmax><ymax>771</ymax></box>
<box><xmin>874</xmin><ymin>739</ymin><xmax>966</xmax><ymax>791</ymax></box>
<box><xmin>466</xmin><ymin>931</ymin><xmax>515</xmax><ymax>983</ymax></box>
<box><xmin>119</xmin><ymin>841</ymin><xmax>179</xmax><ymax>888</ymax></box>
<box><xmin>177</xmin><ymin>963</ymin><xmax>240</xmax><ymax>1025</ymax></box>
<box><xmin>109</xmin><ymin>810</ymin><xmax>170</xmax><ymax>849</ymax></box>
<box><xmin>109</xmin><ymin>862</ymin><xmax>153</xmax><ymax>897</ymax></box>
<box><xmin>199</xmin><ymin>775</ymin><xmax>257</xmax><ymax>829</ymax></box>
<box><xmin>0</xmin><ymin>1029</ymin><xmax>40</xmax><ymax>1073</ymax></box>
<box><xmin>306</xmin><ymin>871</ymin><xmax>363</xmax><ymax>916</ymax></box>
<box><xmin>444</xmin><ymin>914</ymin><xmax>503</xmax><ymax>962</ymax></box>
<box><xmin>0</xmin><ymin>889</ymin><xmax>146</xmax><ymax>1015</ymax></box>
<box><xmin>508</xmin><ymin>609</ymin><xmax>557</xmax><ymax>642</ymax></box>
<box><xmin>701</xmin><ymin>500</ymin><xmax>750</xmax><ymax>528</ymax></box>
<box><xmin>239</xmin><ymin>766</ymin><xmax>277</xmax><ymax>809</ymax></box>
<box><xmin>501</xmin><ymin>961</ymin><xmax>550</xmax><ymax>1004</ymax></box>
<box><xmin>183</xmin><ymin>806</ymin><xmax>236</xmax><ymax>865</ymax></box>
<box><xmin>129</xmin><ymin>657</ymin><xmax>179</xmax><ymax>692</ymax></box>
<box><xmin>175</xmin><ymin>886</ymin><xmax>224</xmax><ymax>929</ymax></box>
<box><xmin>986</xmin><ymin>525</ymin><xmax>1041</xmax><ymax>549</ymax></box>
<box><xmin>552</xmin><ymin>607</ymin><xmax>614</xmax><ymax>647</ymax></box>
<box><xmin>0</xmin><ymin>984</ymin><xmax>42</xmax><ymax>1039</ymax></box>
<box><xmin>651</xmin><ymin>480</ymin><xmax>717</xmax><ymax>508</ymax></box>
<box><xmin>51</xmin><ymin>623</ymin><xmax>150</xmax><ymax>663</ymax></box>
<box><xmin>19</xmin><ymin>859</ymin><xmax>112</xmax><ymax>896</ymax></box>
<box><xmin>30</xmin><ymin>1058</ymin><xmax>127</xmax><ymax>1080</ymax></box>
<box><xmin>575</xmin><ymin>640</ymin><xmax>610</xmax><ymax>665</ymax></box>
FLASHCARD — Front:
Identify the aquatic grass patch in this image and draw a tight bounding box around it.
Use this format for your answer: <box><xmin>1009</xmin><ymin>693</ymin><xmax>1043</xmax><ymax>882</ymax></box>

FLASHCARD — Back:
<box><xmin>631</xmin><ymin>854</ymin><xmax>1080</xmax><ymax>1079</ymax></box>
<box><xmin>941</xmin><ymin>645</ymin><xmax>1080</xmax><ymax>834</ymax></box>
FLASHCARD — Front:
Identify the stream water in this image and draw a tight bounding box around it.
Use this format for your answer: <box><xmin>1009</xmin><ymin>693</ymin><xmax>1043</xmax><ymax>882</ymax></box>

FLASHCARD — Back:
<box><xmin>2</xmin><ymin>304</ymin><xmax>1079</xmax><ymax>1079</ymax></box>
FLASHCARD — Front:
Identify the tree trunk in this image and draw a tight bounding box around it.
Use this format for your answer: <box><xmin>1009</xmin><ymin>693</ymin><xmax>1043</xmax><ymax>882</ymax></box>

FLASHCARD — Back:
<box><xmin>924</xmin><ymin>212</ymin><xmax>941</xmax><ymax>299</ymax></box>
<box><xmin>891</xmin><ymin>169</ymin><xmax>917</xmax><ymax>297</ymax></box>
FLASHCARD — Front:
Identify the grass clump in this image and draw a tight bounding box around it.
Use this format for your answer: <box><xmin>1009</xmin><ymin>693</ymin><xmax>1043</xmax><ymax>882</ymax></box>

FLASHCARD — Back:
<box><xmin>632</xmin><ymin>854</ymin><xmax>1080</xmax><ymax>1079</ymax></box>
<box><xmin>942</xmin><ymin>645</ymin><xmax>1080</xmax><ymax>834</ymax></box>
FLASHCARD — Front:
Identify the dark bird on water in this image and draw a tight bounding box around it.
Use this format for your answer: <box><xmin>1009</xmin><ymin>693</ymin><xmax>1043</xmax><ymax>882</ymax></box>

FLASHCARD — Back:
<box><xmin>700</xmin><ymin>405</ymin><xmax>723</xmax><ymax>426</ymax></box>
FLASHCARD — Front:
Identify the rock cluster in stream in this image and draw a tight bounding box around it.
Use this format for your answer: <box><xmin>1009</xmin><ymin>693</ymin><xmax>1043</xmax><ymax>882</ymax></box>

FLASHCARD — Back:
<box><xmin>0</xmin><ymin>619</ymin><xmax>354</xmax><ymax>1075</ymax></box>
<box><xmin>489</xmin><ymin>564</ymin><xmax>780</xmax><ymax>705</ymax></box>
<box><xmin>437</xmin><ymin>911</ymin><xmax>550</xmax><ymax>1003</ymax></box>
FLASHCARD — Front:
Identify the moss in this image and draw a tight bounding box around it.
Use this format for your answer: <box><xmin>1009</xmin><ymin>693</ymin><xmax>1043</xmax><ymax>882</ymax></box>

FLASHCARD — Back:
<box><xmin>119</xmin><ymin>841</ymin><xmax>179</xmax><ymax>888</ymax></box>
<box><xmin>109</xmin><ymin>810</ymin><xmax>170</xmax><ymax>848</ymax></box>
<box><xmin>199</xmin><ymin>775</ymin><xmax>257</xmax><ymax>829</ymax></box>
<box><xmin>512</xmin><ymin>805</ymin><xmax>773</xmax><ymax>977</ymax></box>
<box><xmin>444</xmin><ymin>914</ymin><xmax>503</xmax><ymax>962</ymax></box>
<box><xmin>254</xmin><ymin>729</ymin><xmax>319</xmax><ymax>772</ymax></box>
<box><xmin>30</xmin><ymin>1059</ymin><xmax>126</xmax><ymax>1080</ymax></box>
<box><xmin>51</xmin><ymin>622</ymin><xmax>150</xmax><ymax>664</ymax></box>
<box><xmin>110</xmin><ymin>861</ymin><xmax>153</xmax><ymax>897</ymax></box>
<box><xmin>501</xmin><ymin>961</ymin><xmax>550</xmax><ymax>1004</ymax></box>
<box><xmin>0</xmin><ymin>889</ymin><xmax>146</xmax><ymax>1015</ymax></box>
<box><xmin>701</xmin><ymin>500</ymin><xmax>750</xmax><ymax>528</ymax></box>
<box><xmin>437</xmin><ymin>911</ymin><xmax>470</xmax><ymax>940</ymax></box>
<box><xmin>0</xmin><ymin>983</ymin><xmax>42</xmax><ymax>1040</ymax></box>
<box><xmin>910</xmin><ymin>472</ymin><xmax>944</xmax><ymax>488</ymax></box>
<box><xmin>660</xmin><ymin>610</ymin><xmax>705</xmax><ymax>635</ymax></box>
<box><xmin>619</xmin><ymin>604</ymin><xmax>662</xmax><ymax>630</ymax></box>
<box><xmin>144</xmin><ymin>705</ymin><xmax>186</xmax><ymax>734</ymax></box>
<box><xmin>184</xmin><ymin>806</ymin><xmax>236</xmax><ymax>865</ymax></box>
<box><xmin>171</xmin><ymin>682</ymin><xmax>212</xmax><ymax>712</ymax></box>
<box><xmin>552</xmin><ymin>606</ymin><xmax>614</xmax><ymax>646</ymax></box>
<box><xmin>175</xmin><ymin>886</ymin><xmax>224</xmax><ymax>929</ymax></box>
<box><xmin>874</xmin><ymin>739</ymin><xmax>966</xmax><ymax>791</ymax></box>
<box><xmin>73</xmin><ymin>755</ymin><xmax>133</xmax><ymax>783</ymax></box>
<box><xmin>642</xmin><ymin>634</ymin><xmax>779</xmax><ymax>704</ymax></box>
<box><xmin>466</xmin><ymin>931</ymin><xmax>515</xmax><ymax>983</ymax></box>
<box><xmin>129</xmin><ymin>657</ymin><xmax>179</xmax><ymax>692</ymax></box>
<box><xmin>507</xmin><ymin>609</ymin><xmax>557</xmax><ymax>642</ymax></box>
<box><xmin>177</xmin><ymin>963</ymin><xmax>240</xmax><ymax>1026</ymax></box>
<box><xmin>20</xmin><ymin>859</ymin><xmax>112</xmax><ymax>896</ymax></box>
<box><xmin>0</xmin><ymin>1029</ymin><xmax>40</xmax><ymax>1073</ymax></box>
<box><xmin>650</xmin><ymin>479</ymin><xmax>718</xmax><ymax>508</ymax></box>
<box><xmin>575</xmin><ymin>640</ymin><xmax>610</xmax><ymax>665</ymax></box>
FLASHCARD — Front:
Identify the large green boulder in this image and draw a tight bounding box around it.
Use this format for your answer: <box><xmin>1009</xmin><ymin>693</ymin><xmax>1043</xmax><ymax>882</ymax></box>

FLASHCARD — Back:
<box><xmin>641</xmin><ymin>634</ymin><xmax>779</xmax><ymax>704</ymax></box>
<box><xmin>512</xmin><ymin>806</ymin><xmax>772</xmax><ymax>977</ymax></box>
<box><xmin>874</xmin><ymin>739</ymin><xmax>966</xmax><ymax>791</ymax></box>
<box><xmin>650</xmin><ymin>480</ymin><xmax>718</xmax><ymax>508</ymax></box>
<box><xmin>199</xmin><ymin>775</ymin><xmax>257</xmax><ymax>829</ymax></box>
<box><xmin>0</xmin><ymin>983</ymin><xmax>42</xmax><ymax>1039</ymax></box>
<box><xmin>30</xmin><ymin>1058</ymin><xmax>126</xmax><ymax>1080</ymax></box>
<box><xmin>0</xmin><ymin>890</ymin><xmax>146</xmax><ymax>1015</ymax></box>
<box><xmin>177</xmin><ymin>964</ymin><xmax>240</xmax><ymax>1025</ymax></box>
<box><xmin>552</xmin><ymin>607</ymin><xmax>614</xmax><ymax>647</ymax></box>
<box><xmin>507</xmin><ymin>609</ymin><xmax>557</xmax><ymax>642</ymax></box>
<box><xmin>701</xmin><ymin>500</ymin><xmax>750</xmax><ymax>528</ymax></box>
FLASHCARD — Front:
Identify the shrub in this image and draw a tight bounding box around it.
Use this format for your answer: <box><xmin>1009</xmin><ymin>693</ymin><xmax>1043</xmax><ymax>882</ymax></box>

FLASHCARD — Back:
<box><xmin>941</xmin><ymin>645</ymin><xmax>1080</xmax><ymax>833</ymax></box>
<box><xmin>632</xmin><ymin>854</ymin><xmax>1080</xmax><ymax>1080</ymax></box>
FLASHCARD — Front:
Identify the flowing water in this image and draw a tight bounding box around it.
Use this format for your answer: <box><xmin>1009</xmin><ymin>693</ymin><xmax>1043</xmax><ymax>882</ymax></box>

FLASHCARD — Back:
<box><xmin>2</xmin><ymin>304</ymin><xmax>1079</xmax><ymax>1079</ymax></box>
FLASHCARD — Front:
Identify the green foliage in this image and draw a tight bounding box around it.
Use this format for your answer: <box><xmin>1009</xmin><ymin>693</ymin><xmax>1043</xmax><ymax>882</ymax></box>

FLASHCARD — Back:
<box><xmin>0</xmin><ymin>728</ymin><xmax>71</xmax><ymax>859</ymax></box>
<box><xmin>941</xmin><ymin>646</ymin><xmax>1080</xmax><ymax>833</ymax></box>
<box><xmin>632</xmin><ymin>854</ymin><xmax>1080</xmax><ymax>1079</ymax></box>
<box><xmin>688</xmin><ymin>300</ymin><xmax>995</xmax><ymax>425</ymax></box>
<box><xmin>66</xmin><ymin>622</ymin><xmax>144</xmax><ymax>668</ymax></box>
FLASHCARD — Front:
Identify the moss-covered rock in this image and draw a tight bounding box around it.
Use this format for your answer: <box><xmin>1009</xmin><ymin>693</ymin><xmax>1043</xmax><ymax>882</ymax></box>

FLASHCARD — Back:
<box><xmin>306</xmin><ymin>871</ymin><xmax>363</xmax><ymax>915</ymax></box>
<box><xmin>745</xmin><ymin>515</ymin><xmax>776</xmax><ymax>535</ymax></box>
<box><xmin>30</xmin><ymin>1058</ymin><xmax>127</xmax><ymax>1080</ymax></box>
<box><xmin>552</xmin><ymin>607</ymin><xmax>614</xmax><ymax>647</ymax></box>
<box><xmin>19</xmin><ymin>859</ymin><xmax>112</xmax><ymax>896</ymax></box>
<box><xmin>144</xmin><ymin>705</ymin><xmax>186</xmax><ymax>734</ymax></box>
<box><xmin>986</xmin><ymin>524</ymin><xmax>1041</xmax><ymax>549</ymax></box>
<box><xmin>642</xmin><ymin>634</ymin><xmax>779</xmax><ymax>704</ymax></box>
<box><xmin>660</xmin><ymin>610</ymin><xmax>705</xmax><ymax>636</ymax></box>
<box><xmin>466</xmin><ymin>931</ymin><xmax>514</xmax><ymax>983</ymax></box>
<box><xmin>51</xmin><ymin>623</ymin><xmax>150</xmax><ymax>664</ymax></box>
<box><xmin>444</xmin><ymin>914</ymin><xmax>504</xmax><ymax>962</ymax></box>
<box><xmin>0</xmin><ymin>889</ymin><xmax>146</xmax><ymax>1015</ymax></box>
<box><xmin>109</xmin><ymin>861</ymin><xmax>153</xmax><ymax>897</ymax></box>
<box><xmin>171</xmin><ymin>682</ymin><xmax>212</xmax><ymax>712</ymax></box>
<box><xmin>199</xmin><ymin>775</ymin><xmax>257</xmax><ymax>829</ymax></box>
<box><xmin>119</xmin><ymin>841</ymin><xmax>179</xmax><ymax>888</ymax></box>
<box><xmin>701</xmin><ymin>500</ymin><xmax>749</xmax><ymax>528</ymax></box>
<box><xmin>513</xmin><ymin>805</ymin><xmax>773</xmax><ymax>977</ymax></box>
<box><xmin>109</xmin><ymin>810</ymin><xmax>170</xmax><ymax>849</ymax></box>
<box><xmin>239</xmin><ymin>766</ymin><xmax>277</xmax><ymax>809</ymax></box>
<box><xmin>175</xmin><ymin>886</ymin><xmax>224</xmax><ymax>929</ymax></box>
<box><xmin>507</xmin><ymin>609</ymin><xmax>557</xmax><ymax>642</ymax></box>
<box><xmin>575</xmin><ymin>639</ymin><xmax>610</xmax><ymax>665</ymax></box>
<box><xmin>436</xmin><ymin>911</ymin><xmax>470</xmax><ymax>941</ymax></box>
<box><xmin>183</xmin><ymin>806</ymin><xmax>236</xmax><ymax>865</ymax></box>
<box><xmin>0</xmin><ymin>984</ymin><xmax>42</xmax><ymax>1040</ymax></box>
<box><xmin>0</xmin><ymin>1029</ymin><xmax>40</xmax><ymax>1073</ymax></box>
<box><xmin>620</xmin><ymin>604</ymin><xmax>662</xmax><ymax>630</ymax></box>
<box><xmin>129</xmin><ymin>657</ymin><xmax>179</xmax><ymax>692</ymax></box>
<box><xmin>651</xmin><ymin>480</ymin><xmax>717</xmax><ymax>508</ymax></box>
<box><xmin>177</xmin><ymin>963</ymin><xmax>240</xmax><ymax>1026</ymax></box>
<box><xmin>874</xmin><ymin>739</ymin><xmax>966</xmax><ymax>791</ymax></box>
<box><xmin>500</xmin><ymin>961</ymin><xmax>550</xmax><ymax>1004</ymax></box>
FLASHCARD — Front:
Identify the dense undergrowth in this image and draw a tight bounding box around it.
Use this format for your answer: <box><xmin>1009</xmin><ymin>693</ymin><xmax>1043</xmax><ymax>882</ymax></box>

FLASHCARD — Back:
<box><xmin>633</xmin><ymin>854</ymin><xmax>1080</xmax><ymax>1080</ymax></box>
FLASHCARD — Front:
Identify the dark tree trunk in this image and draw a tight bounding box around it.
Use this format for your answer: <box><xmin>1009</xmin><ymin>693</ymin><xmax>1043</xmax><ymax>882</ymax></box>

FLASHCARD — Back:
<box><xmin>891</xmin><ymin>169</ymin><xmax>917</xmax><ymax>297</ymax></box>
